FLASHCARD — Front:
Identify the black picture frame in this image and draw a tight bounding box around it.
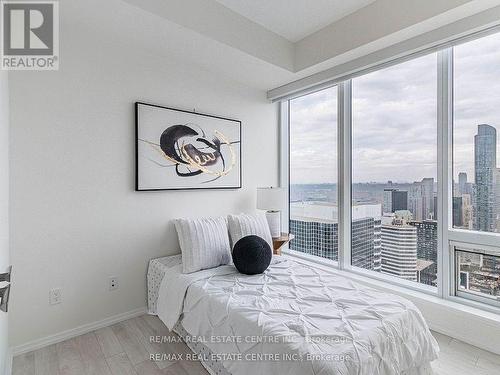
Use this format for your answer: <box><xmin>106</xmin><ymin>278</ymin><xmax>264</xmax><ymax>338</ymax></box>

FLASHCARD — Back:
<box><xmin>135</xmin><ymin>101</ymin><xmax>242</xmax><ymax>191</ymax></box>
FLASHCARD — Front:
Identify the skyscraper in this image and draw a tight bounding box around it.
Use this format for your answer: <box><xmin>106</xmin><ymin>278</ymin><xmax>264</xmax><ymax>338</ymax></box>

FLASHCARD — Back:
<box><xmin>461</xmin><ymin>194</ymin><xmax>473</xmax><ymax>230</ymax></box>
<box><xmin>351</xmin><ymin>218</ymin><xmax>376</xmax><ymax>270</ymax></box>
<box><xmin>496</xmin><ymin>169</ymin><xmax>500</xmax><ymax>233</ymax></box>
<box><xmin>352</xmin><ymin>204</ymin><xmax>382</xmax><ymax>271</ymax></box>
<box><xmin>409</xmin><ymin>186</ymin><xmax>423</xmax><ymax>221</ymax></box>
<box><xmin>383</xmin><ymin>189</ymin><xmax>408</xmax><ymax>214</ymax></box>
<box><xmin>289</xmin><ymin>202</ymin><xmax>382</xmax><ymax>269</ymax></box>
<box><xmin>433</xmin><ymin>196</ymin><xmax>437</xmax><ymax>219</ymax></box>
<box><xmin>410</xmin><ymin>220</ymin><xmax>437</xmax><ymax>286</ymax></box>
<box><xmin>289</xmin><ymin>218</ymin><xmax>338</xmax><ymax>260</ymax></box>
<box><xmin>474</xmin><ymin>124</ymin><xmax>497</xmax><ymax>232</ymax></box>
<box><xmin>458</xmin><ymin>172</ymin><xmax>468</xmax><ymax>195</ymax></box>
<box><xmin>409</xmin><ymin>178</ymin><xmax>434</xmax><ymax>221</ymax></box>
<box><xmin>380</xmin><ymin>213</ymin><xmax>417</xmax><ymax>281</ymax></box>
<box><xmin>373</xmin><ymin>219</ymin><xmax>382</xmax><ymax>271</ymax></box>
<box><xmin>383</xmin><ymin>189</ymin><xmax>394</xmax><ymax>214</ymax></box>
<box><xmin>422</xmin><ymin>178</ymin><xmax>435</xmax><ymax>219</ymax></box>
<box><xmin>453</xmin><ymin>196</ymin><xmax>463</xmax><ymax>227</ymax></box>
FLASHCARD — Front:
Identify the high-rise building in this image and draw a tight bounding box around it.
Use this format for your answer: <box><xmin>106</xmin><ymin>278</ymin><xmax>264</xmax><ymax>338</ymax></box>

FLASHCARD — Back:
<box><xmin>380</xmin><ymin>212</ymin><xmax>417</xmax><ymax>281</ymax></box>
<box><xmin>433</xmin><ymin>196</ymin><xmax>437</xmax><ymax>219</ymax></box>
<box><xmin>461</xmin><ymin>194</ymin><xmax>473</xmax><ymax>230</ymax></box>
<box><xmin>409</xmin><ymin>178</ymin><xmax>434</xmax><ymax>221</ymax></box>
<box><xmin>410</xmin><ymin>220</ymin><xmax>437</xmax><ymax>286</ymax></box>
<box><xmin>480</xmin><ymin>253</ymin><xmax>500</xmax><ymax>296</ymax></box>
<box><xmin>453</xmin><ymin>196</ymin><xmax>463</xmax><ymax>227</ymax></box>
<box><xmin>289</xmin><ymin>202</ymin><xmax>381</xmax><ymax>270</ymax></box>
<box><xmin>383</xmin><ymin>189</ymin><xmax>408</xmax><ymax>214</ymax></box>
<box><xmin>422</xmin><ymin>178</ymin><xmax>435</xmax><ymax>219</ymax></box>
<box><xmin>289</xmin><ymin>218</ymin><xmax>338</xmax><ymax>260</ymax></box>
<box><xmin>383</xmin><ymin>189</ymin><xmax>394</xmax><ymax>214</ymax></box>
<box><xmin>457</xmin><ymin>250</ymin><xmax>500</xmax><ymax>297</ymax></box>
<box><xmin>352</xmin><ymin>218</ymin><xmax>376</xmax><ymax>270</ymax></box>
<box><xmin>496</xmin><ymin>169</ymin><xmax>500</xmax><ymax>233</ymax></box>
<box><xmin>458</xmin><ymin>172</ymin><xmax>468</xmax><ymax>195</ymax></box>
<box><xmin>373</xmin><ymin>219</ymin><xmax>382</xmax><ymax>271</ymax></box>
<box><xmin>473</xmin><ymin>124</ymin><xmax>497</xmax><ymax>232</ymax></box>
<box><xmin>409</xmin><ymin>186</ymin><xmax>423</xmax><ymax>221</ymax></box>
<box><xmin>393</xmin><ymin>191</ymin><xmax>408</xmax><ymax>212</ymax></box>
<box><xmin>352</xmin><ymin>204</ymin><xmax>382</xmax><ymax>271</ymax></box>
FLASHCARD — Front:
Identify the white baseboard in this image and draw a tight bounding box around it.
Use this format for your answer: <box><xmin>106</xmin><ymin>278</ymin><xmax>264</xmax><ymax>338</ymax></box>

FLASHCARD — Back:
<box><xmin>10</xmin><ymin>306</ymin><xmax>147</xmax><ymax>358</ymax></box>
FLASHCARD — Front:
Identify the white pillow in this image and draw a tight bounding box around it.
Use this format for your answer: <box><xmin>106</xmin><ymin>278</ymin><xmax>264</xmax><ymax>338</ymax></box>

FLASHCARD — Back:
<box><xmin>174</xmin><ymin>217</ymin><xmax>231</xmax><ymax>274</ymax></box>
<box><xmin>227</xmin><ymin>213</ymin><xmax>273</xmax><ymax>250</ymax></box>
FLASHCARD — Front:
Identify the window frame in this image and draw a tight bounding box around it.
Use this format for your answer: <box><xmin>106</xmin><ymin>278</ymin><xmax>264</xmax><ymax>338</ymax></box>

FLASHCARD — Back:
<box><xmin>450</xmin><ymin>241</ymin><xmax>500</xmax><ymax>311</ymax></box>
<box><xmin>280</xmin><ymin>27</ymin><xmax>500</xmax><ymax>313</ymax></box>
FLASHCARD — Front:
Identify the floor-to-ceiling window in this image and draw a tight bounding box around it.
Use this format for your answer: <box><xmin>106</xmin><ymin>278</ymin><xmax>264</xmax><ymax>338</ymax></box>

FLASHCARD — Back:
<box><xmin>452</xmin><ymin>32</ymin><xmax>500</xmax><ymax>304</ymax></box>
<box><xmin>289</xmin><ymin>87</ymin><xmax>338</xmax><ymax>261</ymax></box>
<box><xmin>351</xmin><ymin>53</ymin><xmax>438</xmax><ymax>286</ymax></box>
<box><xmin>453</xmin><ymin>32</ymin><xmax>500</xmax><ymax>234</ymax></box>
<box><xmin>284</xmin><ymin>27</ymin><xmax>500</xmax><ymax>310</ymax></box>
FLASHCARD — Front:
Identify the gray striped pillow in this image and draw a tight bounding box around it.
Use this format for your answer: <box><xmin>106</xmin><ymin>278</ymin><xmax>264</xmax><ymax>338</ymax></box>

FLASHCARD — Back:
<box><xmin>227</xmin><ymin>213</ymin><xmax>273</xmax><ymax>250</ymax></box>
<box><xmin>174</xmin><ymin>217</ymin><xmax>231</xmax><ymax>274</ymax></box>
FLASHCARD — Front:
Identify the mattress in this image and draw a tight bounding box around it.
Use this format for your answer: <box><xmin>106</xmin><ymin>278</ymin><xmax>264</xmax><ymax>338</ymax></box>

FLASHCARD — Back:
<box><xmin>149</xmin><ymin>255</ymin><xmax>439</xmax><ymax>375</ymax></box>
<box><xmin>147</xmin><ymin>254</ymin><xmax>182</xmax><ymax>314</ymax></box>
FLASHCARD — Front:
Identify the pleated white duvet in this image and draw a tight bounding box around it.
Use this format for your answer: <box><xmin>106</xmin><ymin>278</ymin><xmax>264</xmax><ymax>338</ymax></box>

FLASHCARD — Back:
<box><xmin>156</xmin><ymin>256</ymin><xmax>439</xmax><ymax>375</ymax></box>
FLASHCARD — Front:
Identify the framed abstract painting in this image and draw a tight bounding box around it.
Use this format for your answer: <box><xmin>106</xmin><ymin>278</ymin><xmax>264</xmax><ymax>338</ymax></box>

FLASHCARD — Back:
<box><xmin>135</xmin><ymin>102</ymin><xmax>241</xmax><ymax>191</ymax></box>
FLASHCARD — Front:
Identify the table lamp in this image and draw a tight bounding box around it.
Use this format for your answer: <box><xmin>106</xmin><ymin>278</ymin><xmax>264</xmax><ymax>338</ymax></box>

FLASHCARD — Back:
<box><xmin>257</xmin><ymin>187</ymin><xmax>285</xmax><ymax>238</ymax></box>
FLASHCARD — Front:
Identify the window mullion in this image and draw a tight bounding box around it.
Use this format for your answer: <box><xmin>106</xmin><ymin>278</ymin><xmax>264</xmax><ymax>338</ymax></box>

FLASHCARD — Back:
<box><xmin>437</xmin><ymin>48</ymin><xmax>453</xmax><ymax>299</ymax></box>
<box><xmin>338</xmin><ymin>81</ymin><xmax>352</xmax><ymax>270</ymax></box>
<box><xmin>280</xmin><ymin>101</ymin><xmax>290</xmax><ymax>234</ymax></box>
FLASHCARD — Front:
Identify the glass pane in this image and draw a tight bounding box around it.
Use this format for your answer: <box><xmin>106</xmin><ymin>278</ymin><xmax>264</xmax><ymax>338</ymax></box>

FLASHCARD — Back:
<box><xmin>456</xmin><ymin>248</ymin><xmax>500</xmax><ymax>300</ymax></box>
<box><xmin>453</xmin><ymin>32</ymin><xmax>500</xmax><ymax>233</ymax></box>
<box><xmin>352</xmin><ymin>53</ymin><xmax>438</xmax><ymax>287</ymax></box>
<box><xmin>289</xmin><ymin>87</ymin><xmax>338</xmax><ymax>261</ymax></box>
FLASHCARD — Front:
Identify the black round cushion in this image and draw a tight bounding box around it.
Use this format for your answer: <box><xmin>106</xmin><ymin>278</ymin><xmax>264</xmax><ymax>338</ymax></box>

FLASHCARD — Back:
<box><xmin>232</xmin><ymin>235</ymin><xmax>272</xmax><ymax>275</ymax></box>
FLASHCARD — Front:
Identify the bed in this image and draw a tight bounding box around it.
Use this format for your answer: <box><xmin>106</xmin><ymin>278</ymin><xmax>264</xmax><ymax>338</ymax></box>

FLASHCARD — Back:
<box><xmin>148</xmin><ymin>255</ymin><xmax>439</xmax><ymax>375</ymax></box>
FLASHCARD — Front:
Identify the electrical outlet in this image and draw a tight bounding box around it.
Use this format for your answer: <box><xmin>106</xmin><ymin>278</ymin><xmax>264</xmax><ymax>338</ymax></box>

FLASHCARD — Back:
<box><xmin>109</xmin><ymin>276</ymin><xmax>119</xmax><ymax>291</ymax></box>
<box><xmin>49</xmin><ymin>288</ymin><xmax>62</xmax><ymax>305</ymax></box>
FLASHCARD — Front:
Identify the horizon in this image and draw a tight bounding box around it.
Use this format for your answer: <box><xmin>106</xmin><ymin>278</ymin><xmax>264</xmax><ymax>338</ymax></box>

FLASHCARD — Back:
<box><xmin>290</xmin><ymin>32</ymin><xmax>500</xmax><ymax>185</ymax></box>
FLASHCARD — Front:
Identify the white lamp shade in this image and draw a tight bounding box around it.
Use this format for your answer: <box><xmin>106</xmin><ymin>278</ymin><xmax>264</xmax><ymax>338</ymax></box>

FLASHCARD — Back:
<box><xmin>256</xmin><ymin>187</ymin><xmax>285</xmax><ymax>211</ymax></box>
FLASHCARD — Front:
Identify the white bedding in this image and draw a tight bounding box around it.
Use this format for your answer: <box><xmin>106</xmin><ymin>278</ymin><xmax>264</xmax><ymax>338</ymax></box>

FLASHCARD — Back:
<box><xmin>155</xmin><ymin>256</ymin><xmax>439</xmax><ymax>375</ymax></box>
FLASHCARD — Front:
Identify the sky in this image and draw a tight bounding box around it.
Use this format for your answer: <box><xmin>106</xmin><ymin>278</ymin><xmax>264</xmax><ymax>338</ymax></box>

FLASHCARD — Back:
<box><xmin>290</xmin><ymin>31</ymin><xmax>500</xmax><ymax>185</ymax></box>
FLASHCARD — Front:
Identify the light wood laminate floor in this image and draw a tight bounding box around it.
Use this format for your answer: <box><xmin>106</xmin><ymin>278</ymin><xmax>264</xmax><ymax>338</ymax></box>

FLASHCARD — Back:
<box><xmin>13</xmin><ymin>315</ymin><xmax>500</xmax><ymax>375</ymax></box>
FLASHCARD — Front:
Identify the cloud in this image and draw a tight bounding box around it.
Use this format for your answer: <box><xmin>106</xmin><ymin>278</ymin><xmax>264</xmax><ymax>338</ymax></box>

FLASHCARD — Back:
<box><xmin>290</xmin><ymin>87</ymin><xmax>338</xmax><ymax>184</ymax></box>
<box><xmin>290</xmin><ymin>32</ymin><xmax>500</xmax><ymax>184</ymax></box>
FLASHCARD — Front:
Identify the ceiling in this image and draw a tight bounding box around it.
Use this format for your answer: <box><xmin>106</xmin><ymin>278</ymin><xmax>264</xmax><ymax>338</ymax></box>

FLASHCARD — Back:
<box><xmin>214</xmin><ymin>0</ymin><xmax>376</xmax><ymax>42</ymax></box>
<box><xmin>115</xmin><ymin>0</ymin><xmax>500</xmax><ymax>93</ymax></box>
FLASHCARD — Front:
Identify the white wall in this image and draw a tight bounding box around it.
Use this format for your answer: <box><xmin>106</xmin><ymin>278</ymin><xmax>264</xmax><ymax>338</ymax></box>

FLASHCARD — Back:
<box><xmin>0</xmin><ymin>71</ymin><xmax>10</xmax><ymax>373</ymax></box>
<box><xmin>8</xmin><ymin>12</ymin><xmax>278</xmax><ymax>348</ymax></box>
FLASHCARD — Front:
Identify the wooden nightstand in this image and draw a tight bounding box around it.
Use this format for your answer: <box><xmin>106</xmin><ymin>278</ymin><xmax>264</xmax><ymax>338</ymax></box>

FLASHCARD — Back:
<box><xmin>272</xmin><ymin>233</ymin><xmax>295</xmax><ymax>255</ymax></box>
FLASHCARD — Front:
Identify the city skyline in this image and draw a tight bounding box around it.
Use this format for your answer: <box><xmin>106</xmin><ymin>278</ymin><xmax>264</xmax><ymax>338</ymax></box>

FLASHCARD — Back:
<box><xmin>289</xmin><ymin>123</ymin><xmax>500</xmax><ymax>290</ymax></box>
<box><xmin>291</xmin><ymin>124</ymin><xmax>500</xmax><ymax>185</ymax></box>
